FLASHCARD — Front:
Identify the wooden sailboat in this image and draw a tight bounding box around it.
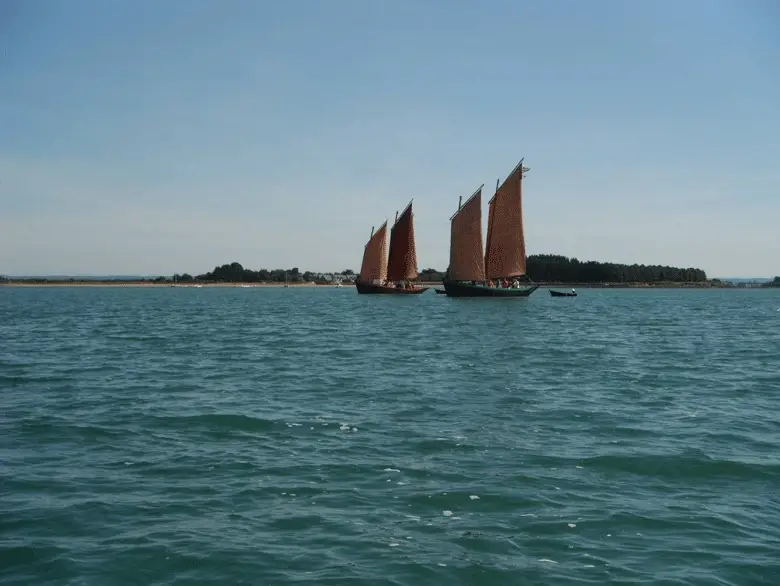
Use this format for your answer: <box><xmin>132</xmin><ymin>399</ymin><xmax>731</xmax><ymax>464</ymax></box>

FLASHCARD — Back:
<box><xmin>355</xmin><ymin>201</ymin><xmax>429</xmax><ymax>295</ymax></box>
<box><xmin>442</xmin><ymin>159</ymin><xmax>539</xmax><ymax>298</ymax></box>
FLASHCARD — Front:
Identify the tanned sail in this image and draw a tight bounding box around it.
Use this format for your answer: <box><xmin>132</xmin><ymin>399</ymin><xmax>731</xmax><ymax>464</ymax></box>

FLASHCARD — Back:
<box><xmin>386</xmin><ymin>200</ymin><xmax>419</xmax><ymax>282</ymax></box>
<box><xmin>358</xmin><ymin>221</ymin><xmax>388</xmax><ymax>285</ymax></box>
<box><xmin>448</xmin><ymin>186</ymin><xmax>486</xmax><ymax>282</ymax></box>
<box><xmin>484</xmin><ymin>160</ymin><xmax>528</xmax><ymax>280</ymax></box>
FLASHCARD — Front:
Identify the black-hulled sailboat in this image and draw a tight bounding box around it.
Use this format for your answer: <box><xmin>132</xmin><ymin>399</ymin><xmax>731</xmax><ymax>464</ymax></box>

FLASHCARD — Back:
<box><xmin>355</xmin><ymin>201</ymin><xmax>429</xmax><ymax>295</ymax></box>
<box><xmin>442</xmin><ymin>159</ymin><xmax>539</xmax><ymax>298</ymax></box>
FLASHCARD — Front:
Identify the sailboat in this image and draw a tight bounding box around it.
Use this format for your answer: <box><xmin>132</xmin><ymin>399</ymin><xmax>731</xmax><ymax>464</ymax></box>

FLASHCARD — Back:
<box><xmin>442</xmin><ymin>159</ymin><xmax>539</xmax><ymax>298</ymax></box>
<box><xmin>355</xmin><ymin>200</ymin><xmax>429</xmax><ymax>295</ymax></box>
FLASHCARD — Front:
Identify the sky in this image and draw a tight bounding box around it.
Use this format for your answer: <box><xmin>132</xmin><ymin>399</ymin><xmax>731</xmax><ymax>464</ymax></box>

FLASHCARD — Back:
<box><xmin>1</xmin><ymin>0</ymin><xmax>778</xmax><ymax>278</ymax></box>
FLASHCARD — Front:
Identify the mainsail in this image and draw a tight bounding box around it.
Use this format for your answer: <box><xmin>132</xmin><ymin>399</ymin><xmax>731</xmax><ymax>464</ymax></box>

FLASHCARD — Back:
<box><xmin>484</xmin><ymin>160</ymin><xmax>529</xmax><ymax>280</ymax></box>
<box><xmin>386</xmin><ymin>200</ymin><xmax>419</xmax><ymax>282</ymax></box>
<box><xmin>359</xmin><ymin>221</ymin><xmax>388</xmax><ymax>284</ymax></box>
<box><xmin>448</xmin><ymin>186</ymin><xmax>486</xmax><ymax>282</ymax></box>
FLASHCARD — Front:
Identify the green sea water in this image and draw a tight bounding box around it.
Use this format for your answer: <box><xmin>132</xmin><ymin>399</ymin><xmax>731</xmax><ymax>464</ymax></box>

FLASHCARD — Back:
<box><xmin>1</xmin><ymin>287</ymin><xmax>779</xmax><ymax>585</ymax></box>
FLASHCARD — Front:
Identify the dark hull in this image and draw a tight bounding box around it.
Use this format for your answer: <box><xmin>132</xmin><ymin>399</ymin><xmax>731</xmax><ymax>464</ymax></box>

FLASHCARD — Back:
<box><xmin>442</xmin><ymin>280</ymin><xmax>539</xmax><ymax>298</ymax></box>
<box><xmin>434</xmin><ymin>288</ymin><xmax>447</xmax><ymax>294</ymax></box>
<box><xmin>550</xmin><ymin>290</ymin><xmax>577</xmax><ymax>297</ymax></box>
<box><xmin>355</xmin><ymin>282</ymin><xmax>429</xmax><ymax>295</ymax></box>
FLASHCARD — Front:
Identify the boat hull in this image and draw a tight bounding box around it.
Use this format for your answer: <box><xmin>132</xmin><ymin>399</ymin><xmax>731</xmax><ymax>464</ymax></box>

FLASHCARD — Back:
<box><xmin>442</xmin><ymin>280</ymin><xmax>539</xmax><ymax>298</ymax></box>
<box><xmin>355</xmin><ymin>282</ymin><xmax>429</xmax><ymax>295</ymax></box>
<box><xmin>549</xmin><ymin>290</ymin><xmax>577</xmax><ymax>297</ymax></box>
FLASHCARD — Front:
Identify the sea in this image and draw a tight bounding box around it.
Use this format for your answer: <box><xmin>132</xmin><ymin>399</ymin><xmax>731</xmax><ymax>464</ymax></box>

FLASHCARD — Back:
<box><xmin>1</xmin><ymin>286</ymin><xmax>779</xmax><ymax>585</ymax></box>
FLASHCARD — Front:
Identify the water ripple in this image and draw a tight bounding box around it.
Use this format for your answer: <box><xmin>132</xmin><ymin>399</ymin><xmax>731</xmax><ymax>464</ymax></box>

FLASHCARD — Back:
<box><xmin>1</xmin><ymin>287</ymin><xmax>779</xmax><ymax>585</ymax></box>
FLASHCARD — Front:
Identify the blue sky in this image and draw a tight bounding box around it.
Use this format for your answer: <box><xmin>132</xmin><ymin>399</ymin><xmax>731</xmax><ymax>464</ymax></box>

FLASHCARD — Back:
<box><xmin>1</xmin><ymin>0</ymin><xmax>778</xmax><ymax>277</ymax></box>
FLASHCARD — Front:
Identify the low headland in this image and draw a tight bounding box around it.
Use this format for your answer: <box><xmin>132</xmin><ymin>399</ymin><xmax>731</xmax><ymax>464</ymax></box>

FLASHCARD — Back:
<box><xmin>1</xmin><ymin>256</ymin><xmax>776</xmax><ymax>289</ymax></box>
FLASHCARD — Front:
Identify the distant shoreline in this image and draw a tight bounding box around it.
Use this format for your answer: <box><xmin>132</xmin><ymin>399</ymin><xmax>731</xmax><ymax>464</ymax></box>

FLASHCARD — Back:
<box><xmin>0</xmin><ymin>281</ymin><xmax>335</xmax><ymax>288</ymax></box>
<box><xmin>0</xmin><ymin>280</ymin><xmax>755</xmax><ymax>289</ymax></box>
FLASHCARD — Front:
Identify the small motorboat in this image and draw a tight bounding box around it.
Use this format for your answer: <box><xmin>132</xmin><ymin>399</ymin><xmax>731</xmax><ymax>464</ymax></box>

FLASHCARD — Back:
<box><xmin>550</xmin><ymin>289</ymin><xmax>577</xmax><ymax>297</ymax></box>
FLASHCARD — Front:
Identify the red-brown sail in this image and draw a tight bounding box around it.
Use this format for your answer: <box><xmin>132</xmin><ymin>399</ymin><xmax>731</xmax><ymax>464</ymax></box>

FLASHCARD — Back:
<box><xmin>484</xmin><ymin>161</ymin><xmax>528</xmax><ymax>280</ymax></box>
<box><xmin>449</xmin><ymin>186</ymin><xmax>486</xmax><ymax>282</ymax></box>
<box><xmin>358</xmin><ymin>221</ymin><xmax>388</xmax><ymax>284</ymax></box>
<box><xmin>386</xmin><ymin>200</ymin><xmax>419</xmax><ymax>282</ymax></box>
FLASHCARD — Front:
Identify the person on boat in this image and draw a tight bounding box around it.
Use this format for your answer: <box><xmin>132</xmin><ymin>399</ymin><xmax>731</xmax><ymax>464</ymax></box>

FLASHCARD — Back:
<box><xmin>512</xmin><ymin>279</ymin><xmax>520</xmax><ymax>289</ymax></box>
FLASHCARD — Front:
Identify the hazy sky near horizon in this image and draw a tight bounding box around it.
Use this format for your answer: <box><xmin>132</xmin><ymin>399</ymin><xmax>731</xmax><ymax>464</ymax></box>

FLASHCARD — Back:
<box><xmin>2</xmin><ymin>0</ymin><xmax>778</xmax><ymax>277</ymax></box>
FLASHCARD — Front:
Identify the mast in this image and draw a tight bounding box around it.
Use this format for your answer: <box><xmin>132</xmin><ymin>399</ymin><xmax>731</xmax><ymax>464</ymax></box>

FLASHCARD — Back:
<box><xmin>484</xmin><ymin>181</ymin><xmax>497</xmax><ymax>276</ymax></box>
<box><xmin>448</xmin><ymin>185</ymin><xmax>486</xmax><ymax>282</ymax></box>
<box><xmin>393</xmin><ymin>199</ymin><xmax>413</xmax><ymax>229</ymax></box>
<box><xmin>449</xmin><ymin>186</ymin><xmax>483</xmax><ymax>221</ymax></box>
<box><xmin>359</xmin><ymin>221</ymin><xmax>389</xmax><ymax>284</ymax></box>
<box><xmin>386</xmin><ymin>200</ymin><xmax>419</xmax><ymax>282</ymax></box>
<box><xmin>484</xmin><ymin>159</ymin><xmax>530</xmax><ymax>280</ymax></box>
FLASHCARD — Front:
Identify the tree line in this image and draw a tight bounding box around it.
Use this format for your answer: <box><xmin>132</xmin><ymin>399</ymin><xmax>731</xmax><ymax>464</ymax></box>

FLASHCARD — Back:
<box><xmin>438</xmin><ymin>254</ymin><xmax>708</xmax><ymax>283</ymax></box>
<box><xmin>180</xmin><ymin>262</ymin><xmax>355</xmax><ymax>284</ymax></box>
<box><xmin>183</xmin><ymin>256</ymin><xmax>709</xmax><ymax>285</ymax></box>
<box><xmin>524</xmin><ymin>254</ymin><xmax>708</xmax><ymax>283</ymax></box>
